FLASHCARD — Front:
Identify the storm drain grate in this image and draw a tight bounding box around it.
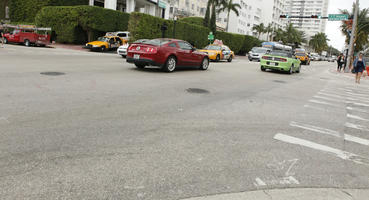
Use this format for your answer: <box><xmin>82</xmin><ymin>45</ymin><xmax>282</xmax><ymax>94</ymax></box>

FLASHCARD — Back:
<box><xmin>40</xmin><ymin>72</ymin><xmax>66</xmax><ymax>76</ymax></box>
<box><xmin>273</xmin><ymin>80</ymin><xmax>286</xmax><ymax>83</ymax></box>
<box><xmin>186</xmin><ymin>88</ymin><xmax>210</xmax><ymax>94</ymax></box>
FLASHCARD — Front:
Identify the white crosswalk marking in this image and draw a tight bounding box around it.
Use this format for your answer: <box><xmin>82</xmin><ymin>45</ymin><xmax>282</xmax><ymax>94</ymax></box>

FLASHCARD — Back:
<box><xmin>345</xmin><ymin>122</ymin><xmax>369</xmax><ymax>131</ymax></box>
<box><xmin>347</xmin><ymin>114</ymin><xmax>369</xmax><ymax>122</ymax></box>
<box><xmin>274</xmin><ymin>133</ymin><xmax>369</xmax><ymax>166</ymax></box>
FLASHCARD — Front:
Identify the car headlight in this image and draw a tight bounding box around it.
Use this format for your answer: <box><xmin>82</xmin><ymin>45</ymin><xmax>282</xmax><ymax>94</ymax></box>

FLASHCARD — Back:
<box><xmin>93</xmin><ymin>45</ymin><xmax>100</xmax><ymax>48</ymax></box>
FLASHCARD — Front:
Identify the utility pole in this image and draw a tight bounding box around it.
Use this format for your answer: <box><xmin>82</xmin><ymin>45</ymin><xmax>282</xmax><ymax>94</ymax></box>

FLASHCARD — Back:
<box><xmin>345</xmin><ymin>0</ymin><xmax>359</xmax><ymax>72</ymax></box>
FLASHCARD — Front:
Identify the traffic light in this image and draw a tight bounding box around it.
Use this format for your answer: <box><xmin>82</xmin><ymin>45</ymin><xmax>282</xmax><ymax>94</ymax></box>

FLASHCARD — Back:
<box><xmin>311</xmin><ymin>15</ymin><xmax>321</xmax><ymax>19</ymax></box>
<box><xmin>280</xmin><ymin>15</ymin><xmax>289</xmax><ymax>19</ymax></box>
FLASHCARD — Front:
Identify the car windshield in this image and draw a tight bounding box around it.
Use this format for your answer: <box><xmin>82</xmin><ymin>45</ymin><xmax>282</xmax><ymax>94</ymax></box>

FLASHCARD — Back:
<box><xmin>296</xmin><ymin>53</ymin><xmax>305</xmax><ymax>56</ymax></box>
<box><xmin>141</xmin><ymin>39</ymin><xmax>171</xmax><ymax>46</ymax></box>
<box><xmin>269</xmin><ymin>51</ymin><xmax>290</xmax><ymax>57</ymax></box>
<box><xmin>252</xmin><ymin>48</ymin><xmax>268</xmax><ymax>53</ymax></box>
<box><xmin>97</xmin><ymin>37</ymin><xmax>109</xmax><ymax>42</ymax></box>
<box><xmin>204</xmin><ymin>45</ymin><xmax>222</xmax><ymax>50</ymax></box>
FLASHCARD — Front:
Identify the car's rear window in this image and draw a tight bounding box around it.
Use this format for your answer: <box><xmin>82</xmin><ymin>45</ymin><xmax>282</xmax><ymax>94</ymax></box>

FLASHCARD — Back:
<box><xmin>142</xmin><ymin>39</ymin><xmax>171</xmax><ymax>46</ymax></box>
<box><xmin>296</xmin><ymin>53</ymin><xmax>305</xmax><ymax>56</ymax></box>
<box><xmin>204</xmin><ymin>45</ymin><xmax>222</xmax><ymax>50</ymax></box>
<box><xmin>269</xmin><ymin>51</ymin><xmax>291</xmax><ymax>58</ymax></box>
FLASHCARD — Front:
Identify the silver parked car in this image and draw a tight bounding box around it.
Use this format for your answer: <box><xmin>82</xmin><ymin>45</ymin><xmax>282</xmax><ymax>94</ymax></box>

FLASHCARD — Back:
<box><xmin>248</xmin><ymin>47</ymin><xmax>271</xmax><ymax>62</ymax></box>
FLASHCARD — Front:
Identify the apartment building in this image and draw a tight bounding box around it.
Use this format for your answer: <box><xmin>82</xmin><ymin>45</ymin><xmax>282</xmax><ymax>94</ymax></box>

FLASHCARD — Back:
<box><xmin>284</xmin><ymin>0</ymin><xmax>329</xmax><ymax>40</ymax></box>
<box><xmin>167</xmin><ymin>0</ymin><xmax>208</xmax><ymax>19</ymax></box>
<box><xmin>217</xmin><ymin>0</ymin><xmax>287</xmax><ymax>40</ymax></box>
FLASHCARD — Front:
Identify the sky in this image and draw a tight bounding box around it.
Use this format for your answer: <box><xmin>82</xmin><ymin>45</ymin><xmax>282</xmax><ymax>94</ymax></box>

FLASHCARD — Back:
<box><xmin>326</xmin><ymin>0</ymin><xmax>369</xmax><ymax>51</ymax></box>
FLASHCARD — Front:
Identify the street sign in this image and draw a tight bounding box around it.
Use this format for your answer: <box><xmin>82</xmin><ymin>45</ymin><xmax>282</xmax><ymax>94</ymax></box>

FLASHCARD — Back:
<box><xmin>328</xmin><ymin>14</ymin><xmax>348</xmax><ymax>21</ymax></box>
<box><xmin>208</xmin><ymin>32</ymin><xmax>214</xmax><ymax>41</ymax></box>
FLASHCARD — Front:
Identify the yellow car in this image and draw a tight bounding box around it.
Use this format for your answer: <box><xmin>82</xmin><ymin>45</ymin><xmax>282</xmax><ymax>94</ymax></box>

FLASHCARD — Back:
<box><xmin>295</xmin><ymin>52</ymin><xmax>310</xmax><ymax>65</ymax></box>
<box><xmin>85</xmin><ymin>36</ymin><xmax>123</xmax><ymax>52</ymax></box>
<box><xmin>199</xmin><ymin>44</ymin><xmax>235</xmax><ymax>62</ymax></box>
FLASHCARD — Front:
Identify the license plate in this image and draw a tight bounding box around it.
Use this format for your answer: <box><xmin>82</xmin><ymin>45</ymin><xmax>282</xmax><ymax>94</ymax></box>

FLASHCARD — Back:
<box><xmin>134</xmin><ymin>54</ymin><xmax>140</xmax><ymax>59</ymax></box>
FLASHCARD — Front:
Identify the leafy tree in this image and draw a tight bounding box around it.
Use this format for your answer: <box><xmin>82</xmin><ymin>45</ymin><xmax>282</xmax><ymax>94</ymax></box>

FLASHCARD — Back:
<box><xmin>273</xmin><ymin>28</ymin><xmax>284</xmax><ymax>42</ymax></box>
<box><xmin>210</xmin><ymin>4</ymin><xmax>217</xmax><ymax>33</ymax></box>
<box><xmin>217</xmin><ymin>0</ymin><xmax>241</xmax><ymax>32</ymax></box>
<box><xmin>265</xmin><ymin>23</ymin><xmax>273</xmax><ymax>41</ymax></box>
<box><xmin>309</xmin><ymin>32</ymin><xmax>329</xmax><ymax>53</ymax></box>
<box><xmin>203</xmin><ymin>2</ymin><xmax>210</xmax><ymax>27</ymax></box>
<box><xmin>340</xmin><ymin>4</ymin><xmax>369</xmax><ymax>52</ymax></box>
<box><xmin>252</xmin><ymin>23</ymin><xmax>265</xmax><ymax>39</ymax></box>
<box><xmin>283</xmin><ymin>23</ymin><xmax>305</xmax><ymax>48</ymax></box>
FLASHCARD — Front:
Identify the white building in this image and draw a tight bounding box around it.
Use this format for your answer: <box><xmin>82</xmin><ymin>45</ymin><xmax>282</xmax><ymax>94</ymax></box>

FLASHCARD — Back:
<box><xmin>217</xmin><ymin>0</ymin><xmax>286</xmax><ymax>41</ymax></box>
<box><xmin>89</xmin><ymin>0</ymin><xmax>170</xmax><ymax>19</ymax></box>
<box><xmin>167</xmin><ymin>0</ymin><xmax>208</xmax><ymax>19</ymax></box>
<box><xmin>284</xmin><ymin>0</ymin><xmax>329</xmax><ymax>40</ymax></box>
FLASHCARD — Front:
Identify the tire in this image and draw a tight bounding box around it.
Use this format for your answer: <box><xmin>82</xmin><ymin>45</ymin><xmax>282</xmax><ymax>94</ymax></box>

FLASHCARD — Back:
<box><xmin>307</xmin><ymin>61</ymin><xmax>310</xmax><ymax>65</ymax></box>
<box><xmin>24</xmin><ymin>39</ymin><xmax>30</xmax><ymax>47</ymax></box>
<box><xmin>289</xmin><ymin>64</ymin><xmax>294</xmax><ymax>74</ymax></box>
<box><xmin>163</xmin><ymin>56</ymin><xmax>176</xmax><ymax>72</ymax></box>
<box><xmin>135</xmin><ymin>63</ymin><xmax>145</xmax><ymax>69</ymax></box>
<box><xmin>261</xmin><ymin>66</ymin><xmax>266</xmax><ymax>71</ymax></box>
<box><xmin>122</xmin><ymin>55</ymin><xmax>126</xmax><ymax>58</ymax></box>
<box><xmin>101</xmin><ymin>46</ymin><xmax>106</xmax><ymax>52</ymax></box>
<box><xmin>3</xmin><ymin>38</ymin><xmax>8</xmax><ymax>44</ymax></box>
<box><xmin>215</xmin><ymin>54</ymin><xmax>220</xmax><ymax>62</ymax></box>
<box><xmin>296</xmin><ymin>66</ymin><xmax>301</xmax><ymax>73</ymax></box>
<box><xmin>227</xmin><ymin>55</ymin><xmax>233</xmax><ymax>62</ymax></box>
<box><xmin>199</xmin><ymin>57</ymin><xmax>209</xmax><ymax>70</ymax></box>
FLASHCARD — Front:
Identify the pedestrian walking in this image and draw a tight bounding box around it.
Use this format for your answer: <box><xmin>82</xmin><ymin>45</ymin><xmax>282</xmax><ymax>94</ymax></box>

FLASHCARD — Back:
<box><xmin>0</xmin><ymin>30</ymin><xmax>4</xmax><ymax>48</ymax></box>
<box><xmin>337</xmin><ymin>53</ymin><xmax>344</xmax><ymax>72</ymax></box>
<box><xmin>353</xmin><ymin>53</ymin><xmax>366</xmax><ymax>84</ymax></box>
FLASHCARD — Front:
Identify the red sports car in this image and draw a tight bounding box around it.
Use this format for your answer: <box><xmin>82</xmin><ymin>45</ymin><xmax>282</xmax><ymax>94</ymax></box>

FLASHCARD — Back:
<box><xmin>126</xmin><ymin>38</ymin><xmax>210</xmax><ymax>72</ymax></box>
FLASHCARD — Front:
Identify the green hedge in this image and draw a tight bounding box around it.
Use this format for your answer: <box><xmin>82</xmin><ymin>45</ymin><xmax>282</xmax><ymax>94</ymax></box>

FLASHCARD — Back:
<box><xmin>128</xmin><ymin>12</ymin><xmax>209</xmax><ymax>49</ymax></box>
<box><xmin>9</xmin><ymin>0</ymin><xmax>88</xmax><ymax>23</ymax></box>
<box><xmin>0</xmin><ymin>0</ymin><xmax>5</xmax><ymax>20</ymax></box>
<box><xmin>178</xmin><ymin>17</ymin><xmax>204</xmax><ymax>27</ymax></box>
<box><xmin>35</xmin><ymin>6</ymin><xmax>130</xmax><ymax>44</ymax></box>
<box><xmin>215</xmin><ymin>31</ymin><xmax>245</xmax><ymax>54</ymax></box>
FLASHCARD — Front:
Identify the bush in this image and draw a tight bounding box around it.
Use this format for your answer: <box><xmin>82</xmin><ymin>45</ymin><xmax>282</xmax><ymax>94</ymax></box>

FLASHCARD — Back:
<box><xmin>35</xmin><ymin>6</ymin><xmax>130</xmax><ymax>44</ymax></box>
<box><xmin>9</xmin><ymin>0</ymin><xmax>88</xmax><ymax>23</ymax></box>
<box><xmin>215</xmin><ymin>31</ymin><xmax>244</xmax><ymax>54</ymax></box>
<box><xmin>178</xmin><ymin>17</ymin><xmax>204</xmax><ymax>27</ymax></box>
<box><xmin>128</xmin><ymin>12</ymin><xmax>210</xmax><ymax>48</ymax></box>
<box><xmin>240</xmin><ymin>35</ymin><xmax>262</xmax><ymax>55</ymax></box>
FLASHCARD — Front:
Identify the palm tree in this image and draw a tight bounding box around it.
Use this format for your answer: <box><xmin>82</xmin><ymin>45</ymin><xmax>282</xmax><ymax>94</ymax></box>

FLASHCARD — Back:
<box><xmin>252</xmin><ymin>23</ymin><xmax>265</xmax><ymax>39</ymax></box>
<box><xmin>309</xmin><ymin>32</ymin><xmax>329</xmax><ymax>53</ymax></box>
<box><xmin>283</xmin><ymin>23</ymin><xmax>306</xmax><ymax>48</ymax></box>
<box><xmin>340</xmin><ymin>5</ymin><xmax>369</xmax><ymax>52</ymax></box>
<box><xmin>204</xmin><ymin>0</ymin><xmax>222</xmax><ymax>29</ymax></box>
<box><xmin>265</xmin><ymin>23</ymin><xmax>273</xmax><ymax>41</ymax></box>
<box><xmin>273</xmin><ymin>28</ymin><xmax>285</xmax><ymax>42</ymax></box>
<box><xmin>217</xmin><ymin>0</ymin><xmax>241</xmax><ymax>32</ymax></box>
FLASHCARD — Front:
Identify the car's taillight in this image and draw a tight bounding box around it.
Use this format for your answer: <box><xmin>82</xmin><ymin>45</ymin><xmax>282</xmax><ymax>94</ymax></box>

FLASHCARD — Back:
<box><xmin>262</xmin><ymin>56</ymin><xmax>269</xmax><ymax>59</ymax></box>
<box><xmin>146</xmin><ymin>47</ymin><xmax>157</xmax><ymax>53</ymax></box>
<box><xmin>275</xmin><ymin>57</ymin><xmax>287</xmax><ymax>62</ymax></box>
<box><xmin>128</xmin><ymin>45</ymin><xmax>135</xmax><ymax>51</ymax></box>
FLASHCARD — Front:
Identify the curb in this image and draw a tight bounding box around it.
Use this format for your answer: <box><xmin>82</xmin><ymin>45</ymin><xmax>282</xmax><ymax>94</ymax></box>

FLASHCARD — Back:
<box><xmin>180</xmin><ymin>188</ymin><xmax>369</xmax><ymax>200</ymax></box>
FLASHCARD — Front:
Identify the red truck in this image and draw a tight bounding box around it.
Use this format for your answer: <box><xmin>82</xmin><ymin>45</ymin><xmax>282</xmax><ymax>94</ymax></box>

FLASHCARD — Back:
<box><xmin>3</xmin><ymin>25</ymin><xmax>51</xmax><ymax>47</ymax></box>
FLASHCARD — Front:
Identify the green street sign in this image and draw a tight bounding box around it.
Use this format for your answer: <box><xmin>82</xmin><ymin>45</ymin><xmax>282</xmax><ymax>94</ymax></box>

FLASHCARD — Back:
<box><xmin>328</xmin><ymin>14</ymin><xmax>349</xmax><ymax>21</ymax></box>
<box><xmin>208</xmin><ymin>32</ymin><xmax>214</xmax><ymax>40</ymax></box>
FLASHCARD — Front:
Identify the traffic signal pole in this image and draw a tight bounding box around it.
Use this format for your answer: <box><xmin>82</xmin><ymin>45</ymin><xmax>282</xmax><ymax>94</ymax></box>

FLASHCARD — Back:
<box><xmin>345</xmin><ymin>0</ymin><xmax>359</xmax><ymax>72</ymax></box>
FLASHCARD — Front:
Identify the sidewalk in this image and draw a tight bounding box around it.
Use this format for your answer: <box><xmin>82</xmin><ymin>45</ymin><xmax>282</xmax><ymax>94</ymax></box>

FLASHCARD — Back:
<box><xmin>49</xmin><ymin>43</ymin><xmax>88</xmax><ymax>52</ymax></box>
<box><xmin>181</xmin><ymin>188</ymin><xmax>369</xmax><ymax>200</ymax></box>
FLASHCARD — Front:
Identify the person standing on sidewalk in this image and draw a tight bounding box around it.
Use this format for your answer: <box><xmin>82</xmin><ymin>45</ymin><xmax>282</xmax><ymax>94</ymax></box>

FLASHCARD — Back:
<box><xmin>353</xmin><ymin>53</ymin><xmax>366</xmax><ymax>84</ymax></box>
<box><xmin>337</xmin><ymin>53</ymin><xmax>344</xmax><ymax>72</ymax></box>
<box><xmin>0</xmin><ymin>30</ymin><xmax>4</xmax><ymax>48</ymax></box>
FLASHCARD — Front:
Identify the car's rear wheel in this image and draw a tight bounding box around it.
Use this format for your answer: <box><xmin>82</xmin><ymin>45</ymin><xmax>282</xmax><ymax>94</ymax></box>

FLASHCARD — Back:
<box><xmin>122</xmin><ymin>55</ymin><xmax>126</xmax><ymax>58</ymax></box>
<box><xmin>163</xmin><ymin>56</ymin><xmax>176</xmax><ymax>72</ymax></box>
<box><xmin>289</xmin><ymin>64</ymin><xmax>294</xmax><ymax>74</ymax></box>
<box><xmin>261</xmin><ymin>66</ymin><xmax>266</xmax><ymax>71</ymax></box>
<box><xmin>227</xmin><ymin>55</ymin><xmax>233</xmax><ymax>62</ymax></box>
<box><xmin>4</xmin><ymin>38</ymin><xmax>8</xmax><ymax>44</ymax></box>
<box><xmin>296</xmin><ymin>65</ymin><xmax>301</xmax><ymax>73</ymax></box>
<box><xmin>24</xmin><ymin>39</ymin><xmax>30</xmax><ymax>47</ymax></box>
<box><xmin>200</xmin><ymin>57</ymin><xmax>209</xmax><ymax>70</ymax></box>
<box><xmin>135</xmin><ymin>63</ymin><xmax>145</xmax><ymax>69</ymax></box>
<box><xmin>101</xmin><ymin>46</ymin><xmax>106</xmax><ymax>52</ymax></box>
<box><xmin>215</xmin><ymin>54</ymin><xmax>220</xmax><ymax>62</ymax></box>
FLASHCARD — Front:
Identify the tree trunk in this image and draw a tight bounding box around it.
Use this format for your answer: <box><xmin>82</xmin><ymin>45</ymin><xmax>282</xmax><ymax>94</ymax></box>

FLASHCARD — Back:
<box><xmin>226</xmin><ymin>10</ymin><xmax>230</xmax><ymax>32</ymax></box>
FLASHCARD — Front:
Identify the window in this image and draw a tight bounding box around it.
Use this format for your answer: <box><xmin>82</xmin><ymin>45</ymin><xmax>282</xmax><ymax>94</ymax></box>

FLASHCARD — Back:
<box><xmin>168</xmin><ymin>43</ymin><xmax>177</xmax><ymax>48</ymax></box>
<box><xmin>224</xmin><ymin>18</ymin><xmax>227</xmax><ymax>22</ymax></box>
<box><xmin>178</xmin><ymin>41</ymin><xmax>193</xmax><ymax>50</ymax></box>
<box><xmin>192</xmin><ymin>4</ymin><xmax>194</xmax><ymax>10</ymax></box>
<box><xmin>117</xmin><ymin>33</ymin><xmax>127</xmax><ymax>37</ymax></box>
<box><xmin>170</xmin><ymin>7</ymin><xmax>173</xmax><ymax>13</ymax></box>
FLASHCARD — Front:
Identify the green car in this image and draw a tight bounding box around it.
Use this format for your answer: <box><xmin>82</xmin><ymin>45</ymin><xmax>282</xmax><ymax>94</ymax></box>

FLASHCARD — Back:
<box><xmin>260</xmin><ymin>51</ymin><xmax>301</xmax><ymax>74</ymax></box>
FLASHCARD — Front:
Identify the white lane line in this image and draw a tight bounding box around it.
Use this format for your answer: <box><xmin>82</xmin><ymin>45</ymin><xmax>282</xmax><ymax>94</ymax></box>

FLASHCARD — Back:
<box><xmin>317</xmin><ymin>92</ymin><xmax>345</xmax><ymax>99</ymax></box>
<box><xmin>304</xmin><ymin>104</ymin><xmax>327</xmax><ymax>111</ymax></box>
<box><xmin>351</xmin><ymin>102</ymin><xmax>369</xmax><ymax>107</ymax></box>
<box><xmin>274</xmin><ymin>133</ymin><xmax>369</xmax><ymax>166</ymax></box>
<box><xmin>346</xmin><ymin>92</ymin><xmax>369</xmax><ymax>99</ymax></box>
<box><xmin>347</xmin><ymin>114</ymin><xmax>369</xmax><ymax>122</ymax></box>
<box><xmin>309</xmin><ymin>99</ymin><xmax>339</xmax><ymax>107</ymax></box>
<box><xmin>254</xmin><ymin>177</ymin><xmax>267</xmax><ymax>186</ymax></box>
<box><xmin>313</xmin><ymin>95</ymin><xmax>343</xmax><ymax>103</ymax></box>
<box><xmin>347</xmin><ymin>106</ymin><xmax>369</xmax><ymax>114</ymax></box>
<box><xmin>345</xmin><ymin>122</ymin><xmax>369</xmax><ymax>132</ymax></box>
<box><xmin>290</xmin><ymin>121</ymin><xmax>369</xmax><ymax>146</ymax></box>
<box><xmin>321</xmin><ymin>90</ymin><xmax>369</xmax><ymax>103</ymax></box>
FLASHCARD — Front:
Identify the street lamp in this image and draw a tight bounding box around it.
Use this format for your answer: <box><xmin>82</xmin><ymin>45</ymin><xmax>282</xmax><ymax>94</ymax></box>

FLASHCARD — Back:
<box><xmin>173</xmin><ymin>16</ymin><xmax>177</xmax><ymax>39</ymax></box>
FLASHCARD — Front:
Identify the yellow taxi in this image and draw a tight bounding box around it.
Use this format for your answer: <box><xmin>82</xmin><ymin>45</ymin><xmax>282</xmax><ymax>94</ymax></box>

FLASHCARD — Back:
<box><xmin>295</xmin><ymin>50</ymin><xmax>310</xmax><ymax>65</ymax></box>
<box><xmin>85</xmin><ymin>36</ymin><xmax>123</xmax><ymax>52</ymax></box>
<box><xmin>199</xmin><ymin>44</ymin><xmax>235</xmax><ymax>62</ymax></box>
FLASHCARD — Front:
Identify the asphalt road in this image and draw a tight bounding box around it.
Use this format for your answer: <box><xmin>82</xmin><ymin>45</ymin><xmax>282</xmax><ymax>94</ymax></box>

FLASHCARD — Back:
<box><xmin>1</xmin><ymin>45</ymin><xmax>369</xmax><ymax>199</ymax></box>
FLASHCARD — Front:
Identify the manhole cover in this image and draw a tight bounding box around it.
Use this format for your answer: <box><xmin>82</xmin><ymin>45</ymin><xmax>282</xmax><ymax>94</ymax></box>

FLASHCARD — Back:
<box><xmin>186</xmin><ymin>88</ymin><xmax>210</xmax><ymax>94</ymax></box>
<box><xmin>40</xmin><ymin>72</ymin><xmax>65</xmax><ymax>76</ymax></box>
<box><xmin>273</xmin><ymin>80</ymin><xmax>286</xmax><ymax>83</ymax></box>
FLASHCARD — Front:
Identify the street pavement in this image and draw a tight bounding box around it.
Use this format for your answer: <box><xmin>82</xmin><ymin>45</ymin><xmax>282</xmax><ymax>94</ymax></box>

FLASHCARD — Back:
<box><xmin>1</xmin><ymin>44</ymin><xmax>369</xmax><ymax>199</ymax></box>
